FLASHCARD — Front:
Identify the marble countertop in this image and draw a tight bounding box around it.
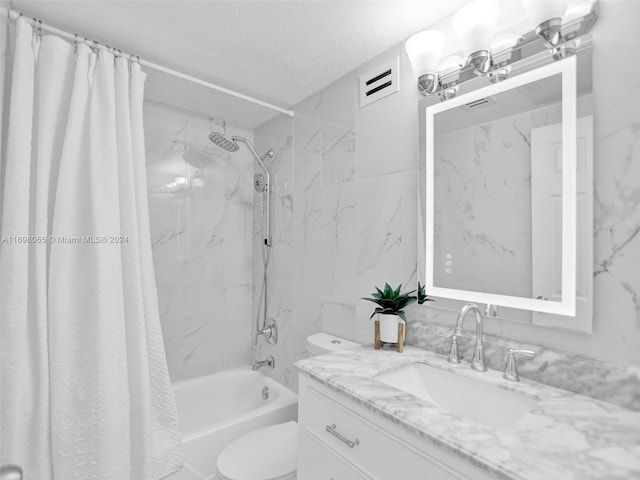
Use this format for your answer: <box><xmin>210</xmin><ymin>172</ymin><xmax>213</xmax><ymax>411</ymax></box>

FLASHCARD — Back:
<box><xmin>295</xmin><ymin>346</ymin><xmax>640</xmax><ymax>480</ymax></box>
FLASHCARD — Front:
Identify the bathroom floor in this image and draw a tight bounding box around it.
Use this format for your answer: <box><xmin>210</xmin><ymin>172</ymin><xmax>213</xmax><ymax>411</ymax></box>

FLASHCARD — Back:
<box><xmin>167</xmin><ymin>441</ymin><xmax>219</xmax><ymax>480</ymax></box>
<box><xmin>168</xmin><ymin>464</ymin><xmax>207</xmax><ymax>480</ymax></box>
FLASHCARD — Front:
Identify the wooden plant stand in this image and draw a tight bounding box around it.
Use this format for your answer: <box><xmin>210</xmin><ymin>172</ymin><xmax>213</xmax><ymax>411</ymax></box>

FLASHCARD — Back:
<box><xmin>374</xmin><ymin>320</ymin><xmax>404</xmax><ymax>353</ymax></box>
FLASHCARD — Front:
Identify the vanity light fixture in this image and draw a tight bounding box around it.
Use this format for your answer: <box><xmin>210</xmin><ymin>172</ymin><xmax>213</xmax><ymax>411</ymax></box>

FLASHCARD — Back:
<box><xmin>552</xmin><ymin>40</ymin><xmax>578</xmax><ymax>60</ymax></box>
<box><xmin>407</xmin><ymin>0</ymin><xmax>598</xmax><ymax>98</ymax></box>
<box><xmin>439</xmin><ymin>87</ymin><xmax>459</xmax><ymax>102</ymax></box>
<box><xmin>436</xmin><ymin>56</ymin><xmax>465</xmax><ymax>99</ymax></box>
<box><xmin>405</xmin><ymin>30</ymin><xmax>445</xmax><ymax>95</ymax></box>
<box><xmin>491</xmin><ymin>33</ymin><xmax>521</xmax><ymax>64</ymax></box>
<box><xmin>521</xmin><ymin>0</ymin><xmax>569</xmax><ymax>46</ymax></box>
<box><xmin>488</xmin><ymin>66</ymin><xmax>510</xmax><ymax>83</ymax></box>
<box><xmin>439</xmin><ymin>55</ymin><xmax>465</xmax><ymax>76</ymax></box>
<box><xmin>452</xmin><ymin>0</ymin><xmax>501</xmax><ymax>75</ymax></box>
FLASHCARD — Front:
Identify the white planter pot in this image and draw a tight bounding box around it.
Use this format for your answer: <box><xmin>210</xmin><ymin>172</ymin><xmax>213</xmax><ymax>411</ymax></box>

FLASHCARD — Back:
<box><xmin>378</xmin><ymin>314</ymin><xmax>405</xmax><ymax>343</ymax></box>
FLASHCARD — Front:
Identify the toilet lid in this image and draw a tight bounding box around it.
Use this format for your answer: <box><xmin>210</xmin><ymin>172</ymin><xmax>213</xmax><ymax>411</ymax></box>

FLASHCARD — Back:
<box><xmin>217</xmin><ymin>421</ymin><xmax>298</xmax><ymax>480</ymax></box>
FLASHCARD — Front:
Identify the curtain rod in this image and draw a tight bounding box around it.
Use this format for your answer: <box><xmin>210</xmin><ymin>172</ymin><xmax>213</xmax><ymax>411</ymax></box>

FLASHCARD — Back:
<box><xmin>0</xmin><ymin>7</ymin><xmax>295</xmax><ymax>118</ymax></box>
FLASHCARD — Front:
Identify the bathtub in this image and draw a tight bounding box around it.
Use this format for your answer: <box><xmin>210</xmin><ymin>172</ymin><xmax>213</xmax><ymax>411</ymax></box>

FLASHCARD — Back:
<box><xmin>170</xmin><ymin>367</ymin><xmax>298</xmax><ymax>480</ymax></box>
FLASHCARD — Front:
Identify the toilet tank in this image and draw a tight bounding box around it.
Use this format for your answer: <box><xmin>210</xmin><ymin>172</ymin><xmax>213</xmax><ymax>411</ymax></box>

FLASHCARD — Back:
<box><xmin>306</xmin><ymin>333</ymin><xmax>361</xmax><ymax>356</ymax></box>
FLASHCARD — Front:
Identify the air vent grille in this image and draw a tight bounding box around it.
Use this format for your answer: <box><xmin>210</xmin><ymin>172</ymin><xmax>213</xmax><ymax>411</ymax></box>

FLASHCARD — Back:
<box><xmin>462</xmin><ymin>97</ymin><xmax>497</xmax><ymax>110</ymax></box>
<box><xmin>359</xmin><ymin>57</ymin><xmax>400</xmax><ymax>108</ymax></box>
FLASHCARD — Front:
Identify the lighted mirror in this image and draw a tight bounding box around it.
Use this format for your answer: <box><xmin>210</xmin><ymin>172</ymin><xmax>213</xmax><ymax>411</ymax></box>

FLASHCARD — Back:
<box><xmin>419</xmin><ymin>48</ymin><xmax>594</xmax><ymax>332</ymax></box>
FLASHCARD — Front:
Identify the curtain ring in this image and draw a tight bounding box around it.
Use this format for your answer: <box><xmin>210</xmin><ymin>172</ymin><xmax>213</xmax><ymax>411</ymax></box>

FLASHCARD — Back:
<box><xmin>31</xmin><ymin>18</ymin><xmax>42</xmax><ymax>41</ymax></box>
<box><xmin>82</xmin><ymin>37</ymin><xmax>97</xmax><ymax>53</ymax></box>
<box><xmin>86</xmin><ymin>39</ymin><xmax>98</xmax><ymax>54</ymax></box>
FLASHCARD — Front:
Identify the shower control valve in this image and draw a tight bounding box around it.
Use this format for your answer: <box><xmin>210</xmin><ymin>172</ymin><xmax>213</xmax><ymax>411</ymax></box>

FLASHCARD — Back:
<box><xmin>259</xmin><ymin>318</ymin><xmax>278</xmax><ymax>345</ymax></box>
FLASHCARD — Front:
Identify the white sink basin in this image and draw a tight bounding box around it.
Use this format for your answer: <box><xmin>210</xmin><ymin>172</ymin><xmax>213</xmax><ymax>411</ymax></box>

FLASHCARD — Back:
<box><xmin>375</xmin><ymin>362</ymin><xmax>538</xmax><ymax>430</ymax></box>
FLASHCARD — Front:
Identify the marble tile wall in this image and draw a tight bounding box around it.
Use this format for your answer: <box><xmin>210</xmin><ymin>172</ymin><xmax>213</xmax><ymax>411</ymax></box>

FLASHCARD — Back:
<box><xmin>144</xmin><ymin>101</ymin><xmax>253</xmax><ymax>382</ymax></box>
<box><xmin>253</xmin><ymin>45</ymin><xmax>421</xmax><ymax>392</ymax></box>
<box><xmin>253</xmin><ymin>0</ymin><xmax>640</xmax><ymax>392</ymax></box>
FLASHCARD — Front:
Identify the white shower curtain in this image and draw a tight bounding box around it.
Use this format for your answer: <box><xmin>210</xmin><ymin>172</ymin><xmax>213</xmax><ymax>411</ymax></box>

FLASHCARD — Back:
<box><xmin>0</xmin><ymin>17</ymin><xmax>183</xmax><ymax>479</ymax></box>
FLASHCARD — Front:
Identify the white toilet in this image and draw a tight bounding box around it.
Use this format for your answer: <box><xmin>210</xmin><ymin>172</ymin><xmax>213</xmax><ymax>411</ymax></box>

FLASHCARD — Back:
<box><xmin>216</xmin><ymin>333</ymin><xmax>361</xmax><ymax>480</ymax></box>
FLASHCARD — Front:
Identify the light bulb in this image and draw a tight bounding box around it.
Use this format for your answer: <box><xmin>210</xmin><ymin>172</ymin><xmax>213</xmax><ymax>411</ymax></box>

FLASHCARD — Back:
<box><xmin>564</xmin><ymin>0</ymin><xmax>595</xmax><ymax>23</ymax></box>
<box><xmin>521</xmin><ymin>0</ymin><xmax>569</xmax><ymax>28</ymax></box>
<box><xmin>405</xmin><ymin>30</ymin><xmax>445</xmax><ymax>76</ymax></box>
<box><xmin>522</xmin><ymin>0</ymin><xmax>569</xmax><ymax>46</ymax></box>
<box><xmin>452</xmin><ymin>0</ymin><xmax>500</xmax><ymax>58</ymax></box>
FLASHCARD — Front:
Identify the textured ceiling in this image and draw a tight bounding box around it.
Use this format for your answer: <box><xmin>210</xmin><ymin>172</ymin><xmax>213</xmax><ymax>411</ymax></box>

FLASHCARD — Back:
<box><xmin>10</xmin><ymin>0</ymin><xmax>472</xmax><ymax>127</ymax></box>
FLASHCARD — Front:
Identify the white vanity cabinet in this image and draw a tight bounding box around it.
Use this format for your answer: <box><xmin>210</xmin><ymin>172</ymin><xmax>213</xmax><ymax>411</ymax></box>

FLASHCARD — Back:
<box><xmin>297</xmin><ymin>373</ymin><xmax>500</xmax><ymax>480</ymax></box>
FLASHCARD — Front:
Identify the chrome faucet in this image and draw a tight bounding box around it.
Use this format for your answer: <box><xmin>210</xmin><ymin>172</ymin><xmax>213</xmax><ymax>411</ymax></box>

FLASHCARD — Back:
<box><xmin>447</xmin><ymin>303</ymin><xmax>487</xmax><ymax>372</ymax></box>
<box><xmin>503</xmin><ymin>348</ymin><xmax>536</xmax><ymax>381</ymax></box>
<box><xmin>252</xmin><ymin>356</ymin><xmax>275</xmax><ymax>371</ymax></box>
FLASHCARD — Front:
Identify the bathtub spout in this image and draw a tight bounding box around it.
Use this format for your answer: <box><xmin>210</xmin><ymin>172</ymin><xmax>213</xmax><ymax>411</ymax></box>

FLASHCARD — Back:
<box><xmin>252</xmin><ymin>356</ymin><xmax>275</xmax><ymax>371</ymax></box>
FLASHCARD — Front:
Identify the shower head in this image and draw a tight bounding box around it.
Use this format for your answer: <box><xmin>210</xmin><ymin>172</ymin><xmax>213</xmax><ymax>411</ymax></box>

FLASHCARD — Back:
<box><xmin>208</xmin><ymin>132</ymin><xmax>272</xmax><ymax>177</ymax></box>
<box><xmin>209</xmin><ymin>131</ymin><xmax>273</xmax><ymax>246</ymax></box>
<box><xmin>208</xmin><ymin>132</ymin><xmax>240</xmax><ymax>152</ymax></box>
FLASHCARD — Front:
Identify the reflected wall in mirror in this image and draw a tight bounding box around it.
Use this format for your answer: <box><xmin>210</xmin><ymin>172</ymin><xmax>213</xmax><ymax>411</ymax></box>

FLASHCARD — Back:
<box><xmin>419</xmin><ymin>47</ymin><xmax>594</xmax><ymax>332</ymax></box>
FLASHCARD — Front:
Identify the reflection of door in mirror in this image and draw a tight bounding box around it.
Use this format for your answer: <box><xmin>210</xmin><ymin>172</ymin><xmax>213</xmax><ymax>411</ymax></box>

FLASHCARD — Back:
<box><xmin>531</xmin><ymin>116</ymin><xmax>593</xmax><ymax>332</ymax></box>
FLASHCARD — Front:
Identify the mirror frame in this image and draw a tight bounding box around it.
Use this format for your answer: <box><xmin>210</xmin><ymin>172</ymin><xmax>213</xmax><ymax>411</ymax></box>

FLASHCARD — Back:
<box><xmin>424</xmin><ymin>56</ymin><xmax>577</xmax><ymax>317</ymax></box>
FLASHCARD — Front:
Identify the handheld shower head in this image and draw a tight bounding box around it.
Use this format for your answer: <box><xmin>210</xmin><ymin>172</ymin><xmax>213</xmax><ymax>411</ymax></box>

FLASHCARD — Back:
<box><xmin>254</xmin><ymin>174</ymin><xmax>266</xmax><ymax>193</ymax></box>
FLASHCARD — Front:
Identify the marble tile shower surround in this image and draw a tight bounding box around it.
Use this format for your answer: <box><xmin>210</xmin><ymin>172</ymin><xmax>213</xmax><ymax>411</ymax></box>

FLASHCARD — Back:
<box><xmin>406</xmin><ymin>319</ymin><xmax>640</xmax><ymax>412</ymax></box>
<box><xmin>145</xmin><ymin>101</ymin><xmax>253</xmax><ymax>382</ymax></box>
<box><xmin>251</xmin><ymin>1</ymin><xmax>640</xmax><ymax>395</ymax></box>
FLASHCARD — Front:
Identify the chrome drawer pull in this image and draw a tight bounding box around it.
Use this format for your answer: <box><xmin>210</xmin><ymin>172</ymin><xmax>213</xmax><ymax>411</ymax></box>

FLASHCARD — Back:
<box><xmin>325</xmin><ymin>423</ymin><xmax>359</xmax><ymax>448</ymax></box>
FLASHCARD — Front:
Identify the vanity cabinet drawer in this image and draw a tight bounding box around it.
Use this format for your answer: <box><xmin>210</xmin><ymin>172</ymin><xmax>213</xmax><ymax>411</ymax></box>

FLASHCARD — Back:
<box><xmin>298</xmin><ymin>430</ymin><xmax>371</xmax><ymax>480</ymax></box>
<box><xmin>300</xmin><ymin>382</ymin><xmax>469</xmax><ymax>480</ymax></box>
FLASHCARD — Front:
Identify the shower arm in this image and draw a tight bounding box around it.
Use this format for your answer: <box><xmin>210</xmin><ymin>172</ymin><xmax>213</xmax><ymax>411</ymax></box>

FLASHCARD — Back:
<box><xmin>234</xmin><ymin>137</ymin><xmax>272</xmax><ymax>247</ymax></box>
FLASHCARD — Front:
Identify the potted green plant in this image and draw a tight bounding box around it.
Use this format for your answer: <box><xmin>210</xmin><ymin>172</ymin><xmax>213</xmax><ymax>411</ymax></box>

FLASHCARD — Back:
<box><xmin>416</xmin><ymin>281</ymin><xmax>434</xmax><ymax>305</ymax></box>
<box><xmin>361</xmin><ymin>283</ymin><xmax>417</xmax><ymax>343</ymax></box>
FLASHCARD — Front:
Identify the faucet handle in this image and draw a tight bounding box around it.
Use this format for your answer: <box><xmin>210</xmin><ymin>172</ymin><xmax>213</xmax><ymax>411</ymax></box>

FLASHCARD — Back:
<box><xmin>447</xmin><ymin>335</ymin><xmax>462</xmax><ymax>364</ymax></box>
<box><xmin>503</xmin><ymin>348</ymin><xmax>536</xmax><ymax>382</ymax></box>
<box><xmin>483</xmin><ymin>304</ymin><xmax>499</xmax><ymax>317</ymax></box>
